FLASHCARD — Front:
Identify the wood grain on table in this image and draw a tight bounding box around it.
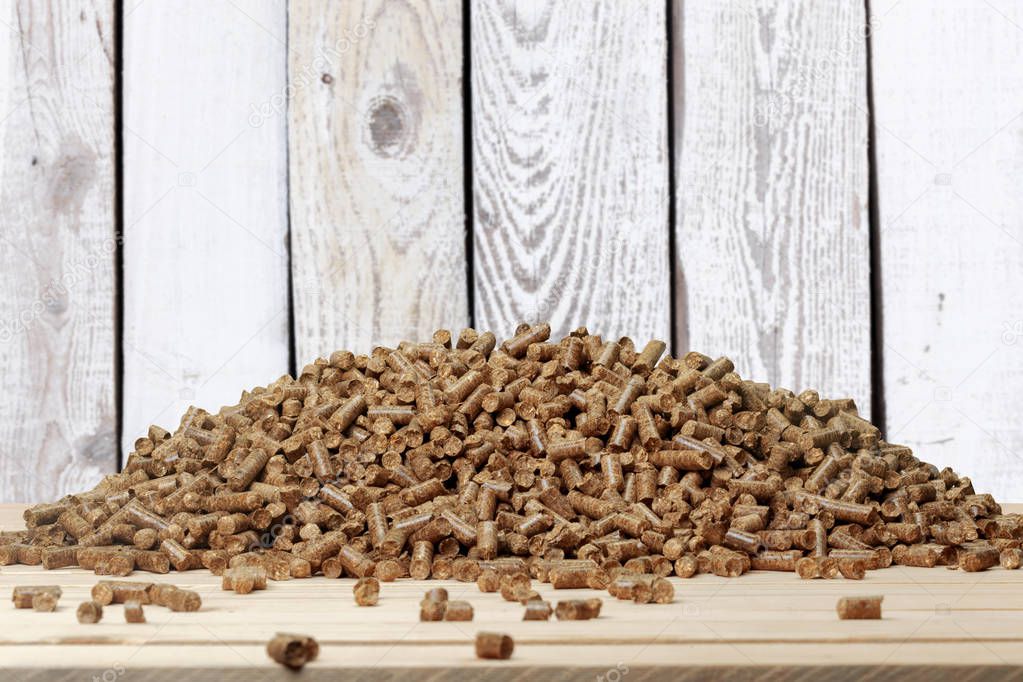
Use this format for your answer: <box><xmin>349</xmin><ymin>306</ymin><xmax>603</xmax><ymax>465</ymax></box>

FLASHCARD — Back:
<box><xmin>2</xmin><ymin>504</ymin><xmax>1022</xmax><ymax>680</ymax></box>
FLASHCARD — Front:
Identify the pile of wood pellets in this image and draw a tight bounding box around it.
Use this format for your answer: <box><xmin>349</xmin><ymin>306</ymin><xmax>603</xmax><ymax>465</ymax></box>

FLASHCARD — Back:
<box><xmin>5</xmin><ymin>324</ymin><xmax>1022</xmax><ymax>588</ymax></box>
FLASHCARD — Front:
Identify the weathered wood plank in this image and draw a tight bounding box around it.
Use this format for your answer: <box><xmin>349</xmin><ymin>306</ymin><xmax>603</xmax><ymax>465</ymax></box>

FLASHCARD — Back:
<box><xmin>288</xmin><ymin>0</ymin><xmax>468</xmax><ymax>363</ymax></box>
<box><xmin>0</xmin><ymin>0</ymin><xmax>117</xmax><ymax>501</ymax></box>
<box><xmin>471</xmin><ymin>0</ymin><xmax>671</xmax><ymax>345</ymax></box>
<box><xmin>672</xmin><ymin>1</ymin><xmax>871</xmax><ymax>413</ymax></box>
<box><xmin>871</xmin><ymin>0</ymin><xmax>1023</xmax><ymax>500</ymax></box>
<box><xmin>121</xmin><ymin>1</ymin><xmax>291</xmax><ymax>454</ymax></box>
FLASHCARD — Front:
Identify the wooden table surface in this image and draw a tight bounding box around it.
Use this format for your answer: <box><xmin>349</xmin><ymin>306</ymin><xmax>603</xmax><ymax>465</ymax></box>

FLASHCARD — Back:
<box><xmin>2</xmin><ymin>504</ymin><xmax>1022</xmax><ymax>681</ymax></box>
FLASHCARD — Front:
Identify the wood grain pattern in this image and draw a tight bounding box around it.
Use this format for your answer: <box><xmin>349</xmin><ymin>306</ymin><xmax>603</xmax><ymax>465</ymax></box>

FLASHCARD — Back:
<box><xmin>471</xmin><ymin>0</ymin><xmax>671</xmax><ymax>345</ymax></box>
<box><xmin>288</xmin><ymin>0</ymin><xmax>468</xmax><ymax>364</ymax></box>
<box><xmin>672</xmin><ymin>1</ymin><xmax>872</xmax><ymax>413</ymax></box>
<box><xmin>872</xmin><ymin>0</ymin><xmax>1023</xmax><ymax>501</ymax></box>
<box><xmin>121</xmin><ymin>1</ymin><xmax>291</xmax><ymax>455</ymax></box>
<box><xmin>0</xmin><ymin>0</ymin><xmax>117</xmax><ymax>502</ymax></box>
<box><xmin>2</xmin><ymin>502</ymin><xmax>1023</xmax><ymax>678</ymax></box>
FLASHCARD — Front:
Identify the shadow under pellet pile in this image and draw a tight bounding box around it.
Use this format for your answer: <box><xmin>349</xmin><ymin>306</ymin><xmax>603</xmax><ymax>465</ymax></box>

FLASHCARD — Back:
<box><xmin>5</xmin><ymin>323</ymin><xmax>1022</xmax><ymax>582</ymax></box>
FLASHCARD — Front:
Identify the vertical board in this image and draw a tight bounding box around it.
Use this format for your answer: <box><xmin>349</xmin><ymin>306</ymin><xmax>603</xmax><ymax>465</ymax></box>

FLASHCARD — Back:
<box><xmin>672</xmin><ymin>1</ymin><xmax>871</xmax><ymax>412</ymax></box>
<box><xmin>288</xmin><ymin>0</ymin><xmax>468</xmax><ymax>362</ymax></box>
<box><xmin>471</xmin><ymin>0</ymin><xmax>671</xmax><ymax>345</ymax></box>
<box><xmin>0</xmin><ymin>0</ymin><xmax>116</xmax><ymax>501</ymax></box>
<box><xmin>122</xmin><ymin>1</ymin><xmax>290</xmax><ymax>453</ymax></box>
<box><xmin>872</xmin><ymin>0</ymin><xmax>1023</xmax><ymax>500</ymax></box>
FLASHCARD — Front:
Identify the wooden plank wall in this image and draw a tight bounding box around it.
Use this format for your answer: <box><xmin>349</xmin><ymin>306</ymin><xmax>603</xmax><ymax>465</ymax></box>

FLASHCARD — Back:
<box><xmin>0</xmin><ymin>0</ymin><xmax>117</xmax><ymax>502</ymax></box>
<box><xmin>871</xmin><ymin>0</ymin><xmax>1023</xmax><ymax>499</ymax></box>
<box><xmin>471</xmin><ymin>0</ymin><xmax>671</xmax><ymax>344</ymax></box>
<box><xmin>289</xmin><ymin>0</ymin><xmax>468</xmax><ymax>364</ymax></box>
<box><xmin>1</xmin><ymin>0</ymin><xmax>1021</xmax><ymax>502</ymax></box>
<box><xmin>672</xmin><ymin>1</ymin><xmax>871</xmax><ymax>415</ymax></box>
<box><xmin>121</xmin><ymin>0</ymin><xmax>291</xmax><ymax>455</ymax></box>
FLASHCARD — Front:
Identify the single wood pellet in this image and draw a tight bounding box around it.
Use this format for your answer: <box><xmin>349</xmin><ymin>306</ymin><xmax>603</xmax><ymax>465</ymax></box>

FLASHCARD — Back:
<box><xmin>353</xmin><ymin>576</ymin><xmax>380</xmax><ymax>606</ymax></box>
<box><xmin>1001</xmin><ymin>548</ymin><xmax>1022</xmax><ymax>570</ymax></box>
<box><xmin>124</xmin><ymin>600</ymin><xmax>146</xmax><ymax>623</ymax></box>
<box><xmin>76</xmin><ymin>600</ymin><xmax>104</xmax><ymax>623</ymax></box>
<box><xmin>11</xmin><ymin>324</ymin><xmax>1021</xmax><ymax>594</ymax></box>
<box><xmin>442</xmin><ymin>600</ymin><xmax>473</xmax><ymax>621</ymax></box>
<box><xmin>555</xmin><ymin>598</ymin><xmax>602</xmax><ymax>620</ymax></box>
<box><xmin>836</xmin><ymin>595</ymin><xmax>883</xmax><ymax>620</ymax></box>
<box><xmin>267</xmin><ymin>633</ymin><xmax>319</xmax><ymax>669</ymax></box>
<box><xmin>475</xmin><ymin>631</ymin><xmax>514</xmax><ymax>660</ymax></box>
<box><xmin>32</xmin><ymin>591</ymin><xmax>59</xmax><ymax>612</ymax></box>
<box><xmin>523</xmin><ymin>600</ymin><xmax>553</xmax><ymax>620</ymax></box>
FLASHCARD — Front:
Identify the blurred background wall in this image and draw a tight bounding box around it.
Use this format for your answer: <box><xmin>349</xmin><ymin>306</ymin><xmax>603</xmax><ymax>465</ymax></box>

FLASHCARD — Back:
<box><xmin>1</xmin><ymin>0</ymin><xmax>1021</xmax><ymax>501</ymax></box>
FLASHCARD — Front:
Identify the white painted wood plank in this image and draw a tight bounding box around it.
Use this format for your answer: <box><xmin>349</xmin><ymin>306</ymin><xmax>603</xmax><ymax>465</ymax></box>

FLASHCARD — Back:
<box><xmin>471</xmin><ymin>0</ymin><xmax>671</xmax><ymax>344</ymax></box>
<box><xmin>872</xmin><ymin>0</ymin><xmax>1023</xmax><ymax>501</ymax></box>
<box><xmin>672</xmin><ymin>1</ymin><xmax>871</xmax><ymax>413</ymax></box>
<box><xmin>288</xmin><ymin>0</ymin><xmax>468</xmax><ymax>363</ymax></box>
<box><xmin>0</xmin><ymin>0</ymin><xmax>116</xmax><ymax>502</ymax></box>
<box><xmin>122</xmin><ymin>1</ymin><xmax>291</xmax><ymax>455</ymax></box>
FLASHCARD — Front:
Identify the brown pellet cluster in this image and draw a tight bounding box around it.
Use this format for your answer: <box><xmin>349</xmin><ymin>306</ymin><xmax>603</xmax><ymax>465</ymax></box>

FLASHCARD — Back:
<box><xmin>6</xmin><ymin>324</ymin><xmax>1021</xmax><ymax>587</ymax></box>
<box><xmin>12</xmin><ymin>586</ymin><xmax>61</xmax><ymax>609</ymax></box>
<box><xmin>88</xmin><ymin>580</ymin><xmax>202</xmax><ymax>612</ymax></box>
<box><xmin>417</xmin><ymin>586</ymin><xmax>474</xmax><ymax>621</ymax></box>
<box><xmin>222</xmin><ymin>566</ymin><xmax>267</xmax><ymax>594</ymax></box>
<box><xmin>267</xmin><ymin>632</ymin><xmax>319</xmax><ymax>669</ymax></box>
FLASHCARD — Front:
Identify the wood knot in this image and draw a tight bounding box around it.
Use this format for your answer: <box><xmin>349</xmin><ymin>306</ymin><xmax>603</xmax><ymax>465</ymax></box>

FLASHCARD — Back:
<box><xmin>365</xmin><ymin>96</ymin><xmax>412</xmax><ymax>158</ymax></box>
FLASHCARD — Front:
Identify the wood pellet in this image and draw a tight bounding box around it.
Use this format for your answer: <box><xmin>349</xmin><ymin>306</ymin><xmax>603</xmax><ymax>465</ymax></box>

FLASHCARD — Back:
<box><xmin>353</xmin><ymin>576</ymin><xmax>380</xmax><ymax>606</ymax></box>
<box><xmin>123</xmin><ymin>600</ymin><xmax>146</xmax><ymax>623</ymax></box>
<box><xmin>266</xmin><ymin>632</ymin><xmax>319</xmax><ymax>669</ymax></box>
<box><xmin>475</xmin><ymin>631</ymin><xmax>514</xmax><ymax>660</ymax></box>
<box><xmin>836</xmin><ymin>595</ymin><xmax>883</xmax><ymax>620</ymax></box>
<box><xmin>7</xmin><ymin>324</ymin><xmax>1020</xmax><ymax>598</ymax></box>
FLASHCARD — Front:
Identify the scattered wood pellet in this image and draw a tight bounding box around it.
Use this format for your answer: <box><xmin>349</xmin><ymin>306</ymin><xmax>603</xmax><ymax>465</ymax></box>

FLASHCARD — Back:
<box><xmin>836</xmin><ymin>595</ymin><xmax>883</xmax><ymax>620</ymax></box>
<box><xmin>477</xmin><ymin>569</ymin><xmax>500</xmax><ymax>592</ymax></box>
<box><xmin>149</xmin><ymin>584</ymin><xmax>202</xmax><ymax>612</ymax></box>
<box><xmin>1001</xmin><ymin>548</ymin><xmax>1022</xmax><ymax>570</ymax></box>
<box><xmin>32</xmin><ymin>591</ymin><xmax>59</xmax><ymax>612</ymax></box>
<box><xmin>555</xmin><ymin>598</ymin><xmax>602</xmax><ymax>620</ymax></box>
<box><xmin>522</xmin><ymin>600</ymin><xmax>553</xmax><ymax>620</ymax></box>
<box><xmin>838</xmin><ymin>559</ymin><xmax>867</xmax><ymax>580</ymax></box>
<box><xmin>442</xmin><ymin>600</ymin><xmax>473</xmax><ymax>621</ymax></box>
<box><xmin>76</xmin><ymin>600</ymin><xmax>104</xmax><ymax>623</ymax></box>
<box><xmin>12</xmin><ymin>586</ymin><xmax>61</xmax><ymax>609</ymax></box>
<box><xmin>353</xmin><ymin>577</ymin><xmax>380</xmax><ymax>606</ymax></box>
<box><xmin>475</xmin><ymin>632</ymin><xmax>514</xmax><ymax>660</ymax></box>
<box><xmin>267</xmin><ymin>633</ymin><xmax>319</xmax><ymax>670</ymax></box>
<box><xmin>123</xmin><ymin>600</ymin><xmax>145</xmax><ymax>623</ymax></box>
<box><xmin>499</xmin><ymin>573</ymin><xmax>532</xmax><ymax>602</ymax></box>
